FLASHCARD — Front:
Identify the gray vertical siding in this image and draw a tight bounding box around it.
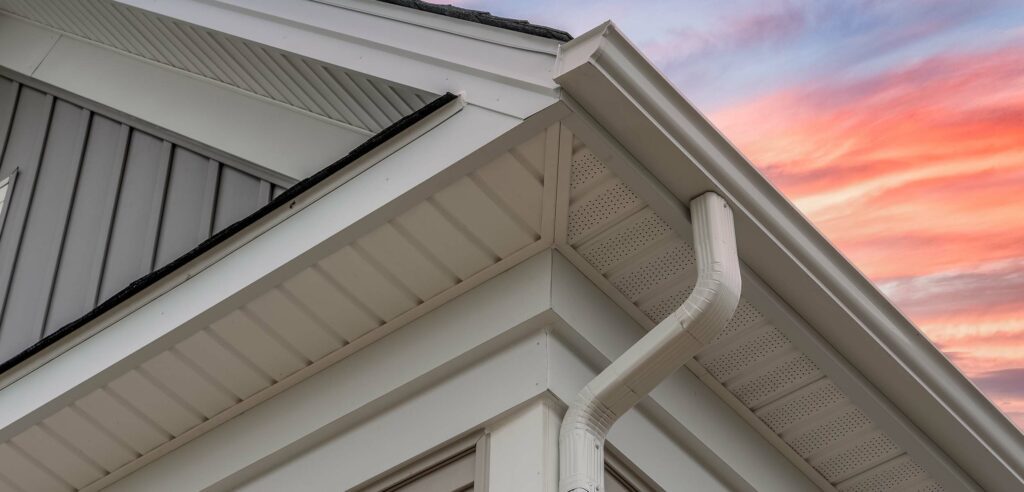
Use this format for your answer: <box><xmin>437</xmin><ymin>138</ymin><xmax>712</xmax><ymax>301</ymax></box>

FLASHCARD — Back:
<box><xmin>0</xmin><ymin>74</ymin><xmax>288</xmax><ymax>360</ymax></box>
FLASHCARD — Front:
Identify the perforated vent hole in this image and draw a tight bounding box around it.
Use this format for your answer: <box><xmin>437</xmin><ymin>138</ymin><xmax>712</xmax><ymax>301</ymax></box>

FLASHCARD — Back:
<box><xmin>580</xmin><ymin>209</ymin><xmax>672</xmax><ymax>273</ymax></box>
<box><xmin>613</xmin><ymin>241</ymin><xmax>696</xmax><ymax>301</ymax></box>
<box><xmin>700</xmin><ymin>327</ymin><xmax>792</xmax><ymax>382</ymax></box>
<box><xmin>758</xmin><ymin>380</ymin><xmax>849</xmax><ymax>433</ymax></box>
<box><xmin>570</xmin><ymin>149</ymin><xmax>609</xmax><ymax>196</ymax></box>
<box><xmin>787</xmin><ymin>406</ymin><xmax>873</xmax><ymax>457</ymax></box>
<box><xmin>909</xmin><ymin>481</ymin><xmax>945</xmax><ymax>492</ymax></box>
<box><xmin>814</xmin><ymin>433</ymin><xmax>902</xmax><ymax>483</ymax></box>
<box><xmin>712</xmin><ymin>299</ymin><xmax>764</xmax><ymax>344</ymax></box>
<box><xmin>837</xmin><ymin>456</ymin><xmax>927</xmax><ymax>492</ymax></box>
<box><xmin>641</xmin><ymin>283</ymin><xmax>695</xmax><ymax>323</ymax></box>
<box><xmin>568</xmin><ymin>182</ymin><xmax>642</xmax><ymax>244</ymax></box>
<box><xmin>731</xmin><ymin>353</ymin><xmax>821</xmax><ymax>408</ymax></box>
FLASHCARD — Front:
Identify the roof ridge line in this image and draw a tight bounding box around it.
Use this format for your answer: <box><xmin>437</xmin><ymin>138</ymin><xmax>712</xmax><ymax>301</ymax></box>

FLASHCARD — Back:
<box><xmin>375</xmin><ymin>0</ymin><xmax>573</xmax><ymax>42</ymax></box>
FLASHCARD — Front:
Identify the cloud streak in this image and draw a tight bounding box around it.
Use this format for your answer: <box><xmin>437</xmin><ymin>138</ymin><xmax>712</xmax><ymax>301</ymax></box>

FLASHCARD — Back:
<box><xmin>712</xmin><ymin>42</ymin><xmax>1024</xmax><ymax>279</ymax></box>
<box><xmin>711</xmin><ymin>40</ymin><xmax>1024</xmax><ymax>428</ymax></box>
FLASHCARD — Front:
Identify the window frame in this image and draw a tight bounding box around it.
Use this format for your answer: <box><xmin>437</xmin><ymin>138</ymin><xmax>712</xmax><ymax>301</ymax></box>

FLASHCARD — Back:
<box><xmin>350</xmin><ymin>432</ymin><xmax>486</xmax><ymax>492</ymax></box>
<box><xmin>0</xmin><ymin>169</ymin><xmax>17</xmax><ymax>238</ymax></box>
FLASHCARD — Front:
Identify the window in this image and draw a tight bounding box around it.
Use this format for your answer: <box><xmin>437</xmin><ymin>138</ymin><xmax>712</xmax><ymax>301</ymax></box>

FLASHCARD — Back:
<box><xmin>352</xmin><ymin>434</ymin><xmax>484</xmax><ymax>492</ymax></box>
<box><xmin>0</xmin><ymin>174</ymin><xmax>11</xmax><ymax>236</ymax></box>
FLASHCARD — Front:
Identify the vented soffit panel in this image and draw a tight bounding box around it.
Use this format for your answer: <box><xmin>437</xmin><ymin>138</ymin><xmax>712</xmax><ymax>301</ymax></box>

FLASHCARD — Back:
<box><xmin>0</xmin><ymin>0</ymin><xmax>438</xmax><ymax>135</ymax></box>
<box><xmin>558</xmin><ymin>133</ymin><xmax>955</xmax><ymax>492</ymax></box>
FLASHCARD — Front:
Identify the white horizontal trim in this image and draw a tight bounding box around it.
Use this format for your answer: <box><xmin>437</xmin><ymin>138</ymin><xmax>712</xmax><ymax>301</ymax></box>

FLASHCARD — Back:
<box><xmin>555</xmin><ymin>22</ymin><xmax>1017</xmax><ymax>491</ymax></box>
<box><xmin>113</xmin><ymin>0</ymin><xmax>559</xmax><ymax>118</ymax></box>
<box><xmin>312</xmin><ymin>0</ymin><xmax>563</xmax><ymax>55</ymax></box>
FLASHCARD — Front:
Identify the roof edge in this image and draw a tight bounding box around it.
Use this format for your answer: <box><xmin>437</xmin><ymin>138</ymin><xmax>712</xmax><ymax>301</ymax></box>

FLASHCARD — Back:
<box><xmin>0</xmin><ymin>92</ymin><xmax>462</xmax><ymax>378</ymax></box>
<box><xmin>373</xmin><ymin>0</ymin><xmax>572</xmax><ymax>42</ymax></box>
<box><xmin>555</xmin><ymin>21</ymin><xmax>1024</xmax><ymax>491</ymax></box>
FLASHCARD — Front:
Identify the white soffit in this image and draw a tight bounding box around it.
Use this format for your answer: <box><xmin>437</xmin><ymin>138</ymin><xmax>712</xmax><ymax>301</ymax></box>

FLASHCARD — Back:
<box><xmin>554</xmin><ymin>132</ymin><xmax>954</xmax><ymax>491</ymax></box>
<box><xmin>0</xmin><ymin>106</ymin><xmax>563</xmax><ymax>491</ymax></box>
<box><xmin>0</xmin><ymin>0</ymin><xmax>436</xmax><ymax>134</ymax></box>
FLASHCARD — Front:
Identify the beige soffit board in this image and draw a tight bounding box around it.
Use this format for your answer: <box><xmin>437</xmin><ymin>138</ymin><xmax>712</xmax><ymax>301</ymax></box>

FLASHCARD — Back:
<box><xmin>554</xmin><ymin>130</ymin><xmax>952</xmax><ymax>492</ymax></box>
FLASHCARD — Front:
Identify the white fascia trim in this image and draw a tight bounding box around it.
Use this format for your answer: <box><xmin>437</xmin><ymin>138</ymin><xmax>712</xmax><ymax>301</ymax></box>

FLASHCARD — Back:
<box><xmin>555</xmin><ymin>22</ymin><xmax>1024</xmax><ymax>491</ymax></box>
<box><xmin>113</xmin><ymin>0</ymin><xmax>560</xmax><ymax>118</ymax></box>
<box><xmin>312</xmin><ymin>0</ymin><xmax>563</xmax><ymax>54</ymax></box>
<box><xmin>0</xmin><ymin>96</ymin><xmax>526</xmax><ymax>442</ymax></box>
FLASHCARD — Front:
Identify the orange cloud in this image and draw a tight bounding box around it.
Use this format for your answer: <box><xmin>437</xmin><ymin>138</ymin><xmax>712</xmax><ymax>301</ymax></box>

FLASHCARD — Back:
<box><xmin>710</xmin><ymin>41</ymin><xmax>1024</xmax><ymax>428</ymax></box>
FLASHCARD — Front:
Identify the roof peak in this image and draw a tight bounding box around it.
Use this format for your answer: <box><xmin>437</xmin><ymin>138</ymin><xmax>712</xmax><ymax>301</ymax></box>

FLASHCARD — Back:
<box><xmin>376</xmin><ymin>0</ymin><xmax>573</xmax><ymax>42</ymax></box>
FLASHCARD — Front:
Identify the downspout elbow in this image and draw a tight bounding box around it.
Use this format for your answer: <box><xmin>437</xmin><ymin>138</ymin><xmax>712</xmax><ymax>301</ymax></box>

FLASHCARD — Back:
<box><xmin>559</xmin><ymin>192</ymin><xmax>741</xmax><ymax>492</ymax></box>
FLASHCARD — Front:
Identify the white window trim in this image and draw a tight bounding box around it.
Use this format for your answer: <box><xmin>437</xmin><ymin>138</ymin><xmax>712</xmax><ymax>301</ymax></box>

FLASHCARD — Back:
<box><xmin>0</xmin><ymin>170</ymin><xmax>15</xmax><ymax>237</ymax></box>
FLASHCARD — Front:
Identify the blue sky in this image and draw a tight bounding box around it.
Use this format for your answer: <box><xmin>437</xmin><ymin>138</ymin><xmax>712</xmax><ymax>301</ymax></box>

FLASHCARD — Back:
<box><xmin>458</xmin><ymin>0</ymin><xmax>1024</xmax><ymax>108</ymax></box>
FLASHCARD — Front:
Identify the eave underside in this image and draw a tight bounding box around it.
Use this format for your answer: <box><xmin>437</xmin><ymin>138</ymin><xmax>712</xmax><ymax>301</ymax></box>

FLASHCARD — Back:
<box><xmin>0</xmin><ymin>103</ymin><xmax>984</xmax><ymax>491</ymax></box>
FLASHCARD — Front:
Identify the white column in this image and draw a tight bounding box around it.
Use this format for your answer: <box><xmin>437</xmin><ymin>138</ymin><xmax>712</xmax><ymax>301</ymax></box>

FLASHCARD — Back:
<box><xmin>485</xmin><ymin>396</ymin><xmax>563</xmax><ymax>492</ymax></box>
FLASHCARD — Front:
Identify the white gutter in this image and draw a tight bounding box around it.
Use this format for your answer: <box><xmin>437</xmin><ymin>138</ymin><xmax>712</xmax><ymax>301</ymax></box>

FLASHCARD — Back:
<box><xmin>558</xmin><ymin>192</ymin><xmax>741</xmax><ymax>492</ymax></box>
<box><xmin>556</xmin><ymin>22</ymin><xmax>1014</xmax><ymax>491</ymax></box>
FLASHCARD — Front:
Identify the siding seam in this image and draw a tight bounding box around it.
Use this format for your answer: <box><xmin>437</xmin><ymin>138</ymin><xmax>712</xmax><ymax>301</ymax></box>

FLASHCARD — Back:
<box><xmin>38</xmin><ymin>108</ymin><xmax>92</xmax><ymax>336</ymax></box>
<box><xmin>0</xmin><ymin>93</ymin><xmax>56</xmax><ymax>334</ymax></box>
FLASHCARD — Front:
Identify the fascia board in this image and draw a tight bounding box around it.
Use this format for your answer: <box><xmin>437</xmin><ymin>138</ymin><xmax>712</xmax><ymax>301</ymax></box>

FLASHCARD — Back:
<box><xmin>0</xmin><ymin>99</ymin><xmax>522</xmax><ymax>444</ymax></box>
<box><xmin>312</xmin><ymin>0</ymin><xmax>563</xmax><ymax>54</ymax></box>
<box><xmin>112</xmin><ymin>0</ymin><xmax>560</xmax><ymax>118</ymax></box>
<box><xmin>554</xmin><ymin>22</ymin><xmax>1024</xmax><ymax>491</ymax></box>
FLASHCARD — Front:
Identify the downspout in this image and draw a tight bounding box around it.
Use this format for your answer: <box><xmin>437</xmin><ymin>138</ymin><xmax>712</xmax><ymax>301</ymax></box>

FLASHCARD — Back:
<box><xmin>559</xmin><ymin>192</ymin><xmax>742</xmax><ymax>492</ymax></box>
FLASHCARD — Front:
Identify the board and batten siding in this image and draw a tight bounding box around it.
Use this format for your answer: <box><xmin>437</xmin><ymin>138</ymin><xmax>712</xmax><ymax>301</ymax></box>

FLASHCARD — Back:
<box><xmin>0</xmin><ymin>73</ymin><xmax>289</xmax><ymax>362</ymax></box>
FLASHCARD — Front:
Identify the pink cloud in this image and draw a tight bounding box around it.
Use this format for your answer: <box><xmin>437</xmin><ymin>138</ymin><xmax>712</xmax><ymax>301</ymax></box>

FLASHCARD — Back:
<box><xmin>709</xmin><ymin>41</ymin><xmax>1024</xmax><ymax>428</ymax></box>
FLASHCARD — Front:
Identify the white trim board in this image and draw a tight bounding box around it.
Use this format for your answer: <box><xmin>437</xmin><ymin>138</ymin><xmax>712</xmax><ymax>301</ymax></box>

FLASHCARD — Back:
<box><xmin>312</xmin><ymin>0</ymin><xmax>563</xmax><ymax>54</ymax></box>
<box><xmin>114</xmin><ymin>0</ymin><xmax>560</xmax><ymax>119</ymax></box>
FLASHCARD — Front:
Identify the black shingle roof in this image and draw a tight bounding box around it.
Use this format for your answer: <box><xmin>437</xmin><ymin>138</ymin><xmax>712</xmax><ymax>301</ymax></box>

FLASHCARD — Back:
<box><xmin>377</xmin><ymin>0</ymin><xmax>573</xmax><ymax>42</ymax></box>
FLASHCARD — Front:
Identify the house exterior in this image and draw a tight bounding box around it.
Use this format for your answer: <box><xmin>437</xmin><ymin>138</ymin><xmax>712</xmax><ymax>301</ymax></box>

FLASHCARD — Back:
<box><xmin>0</xmin><ymin>1</ymin><xmax>1020</xmax><ymax>491</ymax></box>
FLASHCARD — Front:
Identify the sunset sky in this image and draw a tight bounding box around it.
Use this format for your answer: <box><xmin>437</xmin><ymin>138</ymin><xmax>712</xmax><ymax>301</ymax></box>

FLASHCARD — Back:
<box><xmin>447</xmin><ymin>0</ymin><xmax>1024</xmax><ymax>429</ymax></box>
